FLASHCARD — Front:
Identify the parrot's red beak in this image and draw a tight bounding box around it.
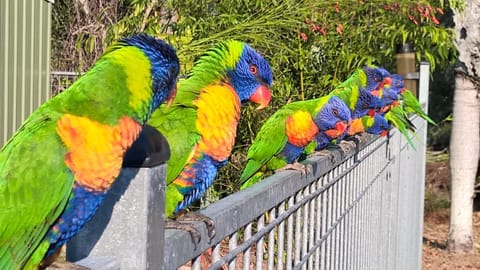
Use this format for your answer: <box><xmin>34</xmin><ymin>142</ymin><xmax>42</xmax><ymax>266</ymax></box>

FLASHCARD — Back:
<box><xmin>165</xmin><ymin>85</ymin><xmax>177</xmax><ymax>108</ymax></box>
<box><xmin>380</xmin><ymin>130</ymin><xmax>388</xmax><ymax>137</ymax></box>
<box><xmin>400</xmin><ymin>87</ymin><xmax>406</xmax><ymax>94</ymax></box>
<box><xmin>325</xmin><ymin>121</ymin><xmax>348</xmax><ymax>138</ymax></box>
<box><xmin>379</xmin><ymin>77</ymin><xmax>392</xmax><ymax>89</ymax></box>
<box><xmin>250</xmin><ymin>85</ymin><xmax>271</xmax><ymax>110</ymax></box>
<box><xmin>367</xmin><ymin>109</ymin><xmax>376</xmax><ymax>117</ymax></box>
<box><xmin>371</xmin><ymin>90</ymin><xmax>381</xmax><ymax>97</ymax></box>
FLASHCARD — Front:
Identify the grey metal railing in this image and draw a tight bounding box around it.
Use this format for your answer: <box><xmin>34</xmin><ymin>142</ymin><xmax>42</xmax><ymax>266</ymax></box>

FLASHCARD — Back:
<box><xmin>50</xmin><ymin>71</ymin><xmax>81</xmax><ymax>95</ymax></box>
<box><xmin>63</xmin><ymin>62</ymin><xmax>429</xmax><ymax>269</ymax></box>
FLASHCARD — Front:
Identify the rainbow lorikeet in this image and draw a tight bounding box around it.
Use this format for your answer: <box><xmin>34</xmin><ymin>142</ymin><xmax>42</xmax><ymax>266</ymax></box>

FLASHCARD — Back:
<box><xmin>0</xmin><ymin>34</ymin><xmax>179</xmax><ymax>269</ymax></box>
<box><xmin>329</xmin><ymin>66</ymin><xmax>389</xmax><ymax>119</ymax></box>
<box><xmin>369</xmin><ymin>70</ymin><xmax>436</xmax><ymax>148</ymax></box>
<box><xmin>239</xmin><ymin>95</ymin><xmax>351</xmax><ymax>190</ymax></box>
<box><xmin>347</xmin><ymin>114</ymin><xmax>390</xmax><ymax>137</ymax></box>
<box><xmin>148</xmin><ymin>40</ymin><xmax>272</xmax><ymax>241</ymax></box>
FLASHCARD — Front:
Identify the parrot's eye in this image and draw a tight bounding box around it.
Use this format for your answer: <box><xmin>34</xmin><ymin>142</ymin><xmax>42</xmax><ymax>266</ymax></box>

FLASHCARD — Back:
<box><xmin>332</xmin><ymin>109</ymin><xmax>339</xmax><ymax>116</ymax></box>
<box><xmin>249</xmin><ymin>64</ymin><xmax>258</xmax><ymax>75</ymax></box>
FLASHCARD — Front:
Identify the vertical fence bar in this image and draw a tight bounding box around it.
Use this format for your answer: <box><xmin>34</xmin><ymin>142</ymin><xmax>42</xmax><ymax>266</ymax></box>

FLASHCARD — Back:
<box><xmin>278</xmin><ymin>202</ymin><xmax>286</xmax><ymax>270</ymax></box>
<box><xmin>229</xmin><ymin>232</ymin><xmax>238</xmax><ymax>270</ymax></box>
<box><xmin>325</xmin><ymin>171</ymin><xmax>333</xmax><ymax>270</ymax></box>
<box><xmin>314</xmin><ymin>177</ymin><xmax>322</xmax><ymax>270</ymax></box>
<box><xmin>302</xmin><ymin>186</ymin><xmax>309</xmax><ymax>270</ymax></box>
<box><xmin>308</xmin><ymin>183</ymin><xmax>315</xmax><ymax>270</ymax></box>
<box><xmin>286</xmin><ymin>196</ymin><xmax>295</xmax><ymax>270</ymax></box>
<box><xmin>256</xmin><ymin>215</ymin><xmax>265</xmax><ymax>270</ymax></box>
<box><xmin>320</xmin><ymin>174</ymin><xmax>329</xmax><ymax>270</ymax></box>
<box><xmin>267</xmin><ymin>208</ymin><xmax>276</xmax><ymax>270</ymax></box>
<box><xmin>295</xmin><ymin>192</ymin><xmax>302</xmax><ymax>266</ymax></box>
<box><xmin>333</xmin><ymin>167</ymin><xmax>339</xmax><ymax>270</ymax></box>
<box><xmin>212</xmin><ymin>242</ymin><xmax>221</xmax><ymax>266</ymax></box>
<box><xmin>243</xmin><ymin>223</ymin><xmax>252</xmax><ymax>270</ymax></box>
<box><xmin>191</xmin><ymin>256</ymin><xmax>201</xmax><ymax>270</ymax></box>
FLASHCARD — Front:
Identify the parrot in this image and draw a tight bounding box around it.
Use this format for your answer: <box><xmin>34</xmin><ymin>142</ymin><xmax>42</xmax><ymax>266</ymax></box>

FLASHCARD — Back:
<box><xmin>0</xmin><ymin>33</ymin><xmax>179</xmax><ymax>269</ymax></box>
<box><xmin>239</xmin><ymin>95</ymin><xmax>351</xmax><ymax>190</ymax></box>
<box><xmin>369</xmin><ymin>70</ymin><xmax>436</xmax><ymax>148</ymax></box>
<box><xmin>371</xmin><ymin>72</ymin><xmax>435</xmax><ymax>125</ymax></box>
<box><xmin>147</xmin><ymin>40</ymin><xmax>272</xmax><ymax>241</ymax></box>
<box><xmin>347</xmin><ymin>114</ymin><xmax>390</xmax><ymax>137</ymax></box>
<box><xmin>400</xmin><ymin>87</ymin><xmax>436</xmax><ymax>125</ymax></box>
<box><xmin>329</xmin><ymin>66</ymin><xmax>389</xmax><ymax>119</ymax></box>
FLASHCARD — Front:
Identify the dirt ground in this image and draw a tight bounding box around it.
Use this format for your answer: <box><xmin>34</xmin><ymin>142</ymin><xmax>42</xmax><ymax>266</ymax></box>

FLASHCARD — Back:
<box><xmin>422</xmin><ymin>158</ymin><xmax>480</xmax><ymax>270</ymax></box>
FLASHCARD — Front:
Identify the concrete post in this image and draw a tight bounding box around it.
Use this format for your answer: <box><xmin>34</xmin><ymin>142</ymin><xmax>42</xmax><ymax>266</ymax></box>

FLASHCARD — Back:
<box><xmin>66</xmin><ymin>165</ymin><xmax>166</xmax><ymax>270</ymax></box>
<box><xmin>66</xmin><ymin>125</ymin><xmax>169</xmax><ymax>269</ymax></box>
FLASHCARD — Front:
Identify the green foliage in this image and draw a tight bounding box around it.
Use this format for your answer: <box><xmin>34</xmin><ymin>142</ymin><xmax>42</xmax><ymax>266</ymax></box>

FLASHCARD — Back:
<box><xmin>424</xmin><ymin>190</ymin><xmax>450</xmax><ymax>213</ymax></box>
<box><xmin>52</xmin><ymin>0</ymin><xmax>461</xmax><ymax>200</ymax></box>
<box><xmin>105</xmin><ymin>0</ymin><xmax>460</xmax><ymax>199</ymax></box>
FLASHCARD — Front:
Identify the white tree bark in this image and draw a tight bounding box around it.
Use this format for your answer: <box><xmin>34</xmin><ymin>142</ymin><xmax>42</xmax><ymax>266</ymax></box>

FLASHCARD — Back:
<box><xmin>448</xmin><ymin>0</ymin><xmax>480</xmax><ymax>253</ymax></box>
<box><xmin>449</xmin><ymin>76</ymin><xmax>479</xmax><ymax>252</ymax></box>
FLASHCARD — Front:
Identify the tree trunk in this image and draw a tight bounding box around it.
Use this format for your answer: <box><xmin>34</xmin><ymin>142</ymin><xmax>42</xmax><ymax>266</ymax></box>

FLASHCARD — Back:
<box><xmin>448</xmin><ymin>0</ymin><xmax>480</xmax><ymax>253</ymax></box>
<box><xmin>448</xmin><ymin>75</ymin><xmax>479</xmax><ymax>253</ymax></box>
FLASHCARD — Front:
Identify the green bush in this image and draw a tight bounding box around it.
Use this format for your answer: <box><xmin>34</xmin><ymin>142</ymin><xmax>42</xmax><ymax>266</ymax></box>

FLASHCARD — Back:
<box><xmin>424</xmin><ymin>190</ymin><xmax>450</xmax><ymax>213</ymax></box>
<box><xmin>52</xmin><ymin>0</ymin><xmax>463</xmax><ymax>202</ymax></box>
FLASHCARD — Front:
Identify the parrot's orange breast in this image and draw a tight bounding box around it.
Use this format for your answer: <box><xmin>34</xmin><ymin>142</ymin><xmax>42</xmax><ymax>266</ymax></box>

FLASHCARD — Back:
<box><xmin>285</xmin><ymin>110</ymin><xmax>319</xmax><ymax>147</ymax></box>
<box><xmin>193</xmin><ymin>84</ymin><xmax>241</xmax><ymax>161</ymax></box>
<box><xmin>56</xmin><ymin>114</ymin><xmax>141</xmax><ymax>191</ymax></box>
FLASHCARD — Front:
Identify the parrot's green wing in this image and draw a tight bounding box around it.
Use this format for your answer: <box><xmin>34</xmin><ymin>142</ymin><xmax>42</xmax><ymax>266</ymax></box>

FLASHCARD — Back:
<box><xmin>239</xmin><ymin>109</ymin><xmax>290</xmax><ymax>184</ymax></box>
<box><xmin>148</xmin><ymin>104</ymin><xmax>200</xmax><ymax>184</ymax></box>
<box><xmin>329</xmin><ymin>74</ymin><xmax>362</xmax><ymax>111</ymax></box>
<box><xmin>385</xmin><ymin>106</ymin><xmax>416</xmax><ymax>149</ymax></box>
<box><xmin>401</xmin><ymin>89</ymin><xmax>437</xmax><ymax>126</ymax></box>
<box><xmin>0</xmin><ymin>111</ymin><xmax>73</xmax><ymax>269</ymax></box>
<box><xmin>240</xmin><ymin>99</ymin><xmax>321</xmax><ymax>184</ymax></box>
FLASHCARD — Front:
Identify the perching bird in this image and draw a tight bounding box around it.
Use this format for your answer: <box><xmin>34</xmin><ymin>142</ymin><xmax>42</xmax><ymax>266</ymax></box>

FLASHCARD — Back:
<box><xmin>0</xmin><ymin>34</ymin><xmax>179</xmax><ymax>269</ymax></box>
<box><xmin>400</xmin><ymin>87</ymin><xmax>436</xmax><ymax>126</ymax></box>
<box><xmin>147</xmin><ymin>40</ymin><xmax>272</xmax><ymax>241</ymax></box>
<box><xmin>329</xmin><ymin>66</ymin><xmax>388</xmax><ymax>118</ymax></box>
<box><xmin>239</xmin><ymin>95</ymin><xmax>351</xmax><ymax>190</ymax></box>
<box><xmin>347</xmin><ymin>114</ymin><xmax>390</xmax><ymax>137</ymax></box>
<box><xmin>369</xmin><ymin>70</ymin><xmax>436</xmax><ymax>148</ymax></box>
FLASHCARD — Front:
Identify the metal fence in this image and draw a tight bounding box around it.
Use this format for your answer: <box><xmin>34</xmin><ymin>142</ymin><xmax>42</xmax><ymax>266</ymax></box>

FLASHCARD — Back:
<box><xmin>163</xmin><ymin>116</ymin><xmax>427</xmax><ymax>270</ymax></box>
<box><xmin>63</xmin><ymin>62</ymin><xmax>429</xmax><ymax>270</ymax></box>
<box><xmin>50</xmin><ymin>71</ymin><xmax>81</xmax><ymax>95</ymax></box>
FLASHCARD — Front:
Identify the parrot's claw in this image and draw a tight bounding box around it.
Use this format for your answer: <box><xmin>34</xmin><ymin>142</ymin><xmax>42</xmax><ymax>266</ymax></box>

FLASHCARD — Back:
<box><xmin>165</xmin><ymin>219</ymin><xmax>202</xmax><ymax>245</ymax></box>
<box><xmin>338</xmin><ymin>140</ymin><xmax>357</xmax><ymax>153</ymax></box>
<box><xmin>180</xmin><ymin>212</ymin><xmax>216</xmax><ymax>240</ymax></box>
<box><xmin>276</xmin><ymin>162</ymin><xmax>310</xmax><ymax>175</ymax></box>
<box><xmin>308</xmin><ymin>150</ymin><xmax>336</xmax><ymax>164</ymax></box>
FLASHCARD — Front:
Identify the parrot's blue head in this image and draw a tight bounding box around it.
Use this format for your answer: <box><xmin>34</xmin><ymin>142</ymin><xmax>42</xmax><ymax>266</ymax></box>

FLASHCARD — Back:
<box><xmin>315</xmin><ymin>96</ymin><xmax>351</xmax><ymax>139</ymax></box>
<box><xmin>367</xmin><ymin>114</ymin><xmax>390</xmax><ymax>137</ymax></box>
<box><xmin>390</xmin><ymin>74</ymin><xmax>405</xmax><ymax>91</ymax></box>
<box><xmin>374</xmin><ymin>66</ymin><xmax>391</xmax><ymax>78</ymax></box>
<box><xmin>121</xmin><ymin>33</ymin><xmax>180</xmax><ymax>111</ymax></box>
<box><xmin>362</xmin><ymin>66</ymin><xmax>390</xmax><ymax>92</ymax></box>
<box><xmin>353</xmin><ymin>90</ymin><xmax>382</xmax><ymax>119</ymax></box>
<box><xmin>227</xmin><ymin>42</ymin><xmax>273</xmax><ymax>109</ymax></box>
<box><xmin>380</xmin><ymin>86</ymin><xmax>400</xmax><ymax>107</ymax></box>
